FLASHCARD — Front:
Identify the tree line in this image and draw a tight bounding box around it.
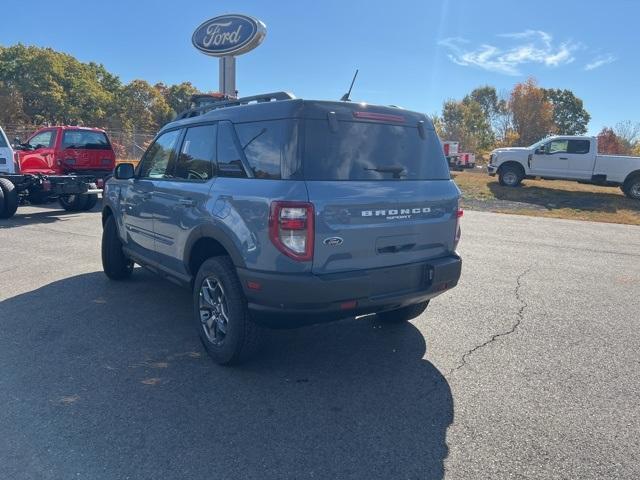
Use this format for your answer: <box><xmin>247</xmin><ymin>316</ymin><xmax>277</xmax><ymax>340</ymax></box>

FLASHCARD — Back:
<box><xmin>0</xmin><ymin>44</ymin><xmax>201</xmax><ymax>134</ymax></box>
<box><xmin>433</xmin><ymin>77</ymin><xmax>640</xmax><ymax>156</ymax></box>
<box><xmin>1</xmin><ymin>44</ymin><xmax>638</xmax><ymax>157</ymax></box>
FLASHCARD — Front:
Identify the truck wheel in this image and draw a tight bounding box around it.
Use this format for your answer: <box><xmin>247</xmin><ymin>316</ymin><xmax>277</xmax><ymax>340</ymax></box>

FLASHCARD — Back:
<box><xmin>59</xmin><ymin>194</ymin><xmax>88</xmax><ymax>212</ymax></box>
<box><xmin>101</xmin><ymin>215</ymin><xmax>133</xmax><ymax>280</ymax></box>
<box><xmin>193</xmin><ymin>256</ymin><xmax>262</xmax><ymax>365</ymax></box>
<box><xmin>499</xmin><ymin>165</ymin><xmax>524</xmax><ymax>187</ymax></box>
<box><xmin>0</xmin><ymin>178</ymin><xmax>19</xmax><ymax>219</ymax></box>
<box><xmin>83</xmin><ymin>194</ymin><xmax>98</xmax><ymax>211</ymax></box>
<box><xmin>622</xmin><ymin>176</ymin><xmax>640</xmax><ymax>200</ymax></box>
<box><xmin>376</xmin><ymin>301</ymin><xmax>429</xmax><ymax>323</ymax></box>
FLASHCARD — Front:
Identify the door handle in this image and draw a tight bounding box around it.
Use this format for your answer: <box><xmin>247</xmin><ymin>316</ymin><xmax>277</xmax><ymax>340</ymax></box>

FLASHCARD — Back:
<box><xmin>178</xmin><ymin>198</ymin><xmax>195</xmax><ymax>207</ymax></box>
<box><xmin>142</xmin><ymin>192</ymin><xmax>153</xmax><ymax>200</ymax></box>
<box><xmin>559</xmin><ymin>157</ymin><xmax>569</xmax><ymax>160</ymax></box>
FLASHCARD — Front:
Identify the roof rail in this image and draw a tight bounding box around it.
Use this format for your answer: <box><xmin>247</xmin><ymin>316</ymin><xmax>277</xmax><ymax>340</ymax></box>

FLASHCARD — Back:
<box><xmin>175</xmin><ymin>91</ymin><xmax>296</xmax><ymax>120</ymax></box>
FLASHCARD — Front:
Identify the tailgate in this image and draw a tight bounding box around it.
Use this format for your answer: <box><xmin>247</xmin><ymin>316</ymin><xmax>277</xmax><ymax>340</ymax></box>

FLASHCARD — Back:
<box><xmin>308</xmin><ymin>180</ymin><xmax>459</xmax><ymax>274</ymax></box>
<box><xmin>62</xmin><ymin>148</ymin><xmax>114</xmax><ymax>170</ymax></box>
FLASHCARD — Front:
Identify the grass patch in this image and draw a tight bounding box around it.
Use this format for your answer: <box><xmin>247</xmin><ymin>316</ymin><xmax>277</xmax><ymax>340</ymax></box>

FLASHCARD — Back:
<box><xmin>453</xmin><ymin>171</ymin><xmax>640</xmax><ymax>226</ymax></box>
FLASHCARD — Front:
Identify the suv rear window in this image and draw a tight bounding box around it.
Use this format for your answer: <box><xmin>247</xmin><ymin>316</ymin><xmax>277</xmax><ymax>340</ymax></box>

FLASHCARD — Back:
<box><xmin>303</xmin><ymin>120</ymin><xmax>450</xmax><ymax>181</ymax></box>
<box><xmin>62</xmin><ymin>130</ymin><xmax>111</xmax><ymax>150</ymax></box>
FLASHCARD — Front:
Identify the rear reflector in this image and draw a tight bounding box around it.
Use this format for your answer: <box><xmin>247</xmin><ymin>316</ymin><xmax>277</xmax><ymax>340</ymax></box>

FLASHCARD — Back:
<box><xmin>353</xmin><ymin>111</ymin><xmax>405</xmax><ymax>123</ymax></box>
<box><xmin>340</xmin><ymin>300</ymin><xmax>357</xmax><ymax>310</ymax></box>
<box><xmin>247</xmin><ymin>281</ymin><xmax>262</xmax><ymax>291</ymax></box>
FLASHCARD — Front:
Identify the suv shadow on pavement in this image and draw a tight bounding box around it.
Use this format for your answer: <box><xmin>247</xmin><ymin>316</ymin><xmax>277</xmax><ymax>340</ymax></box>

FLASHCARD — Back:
<box><xmin>0</xmin><ymin>270</ymin><xmax>453</xmax><ymax>480</ymax></box>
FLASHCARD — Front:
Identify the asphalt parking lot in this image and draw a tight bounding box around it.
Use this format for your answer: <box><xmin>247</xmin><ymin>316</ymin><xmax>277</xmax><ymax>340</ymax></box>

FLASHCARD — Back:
<box><xmin>1</xmin><ymin>205</ymin><xmax>639</xmax><ymax>479</ymax></box>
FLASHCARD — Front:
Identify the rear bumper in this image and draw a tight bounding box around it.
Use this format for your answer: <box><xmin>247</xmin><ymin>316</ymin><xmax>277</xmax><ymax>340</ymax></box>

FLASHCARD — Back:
<box><xmin>237</xmin><ymin>255</ymin><xmax>462</xmax><ymax>327</ymax></box>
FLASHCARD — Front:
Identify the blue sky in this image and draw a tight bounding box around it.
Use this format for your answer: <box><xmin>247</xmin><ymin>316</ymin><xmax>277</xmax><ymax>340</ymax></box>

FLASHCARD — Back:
<box><xmin>1</xmin><ymin>0</ymin><xmax>637</xmax><ymax>134</ymax></box>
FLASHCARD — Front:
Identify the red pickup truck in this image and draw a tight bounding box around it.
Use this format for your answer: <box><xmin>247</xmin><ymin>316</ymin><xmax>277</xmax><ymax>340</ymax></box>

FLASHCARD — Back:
<box><xmin>0</xmin><ymin>126</ymin><xmax>115</xmax><ymax>218</ymax></box>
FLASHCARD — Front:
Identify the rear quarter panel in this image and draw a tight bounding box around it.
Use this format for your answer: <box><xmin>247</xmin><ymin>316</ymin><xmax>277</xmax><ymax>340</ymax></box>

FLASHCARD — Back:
<box><xmin>594</xmin><ymin>155</ymin><xmax>640</xmax><ymax>183</ymax></box>
<box><xmin>202</xmin><ymin>178</ymin><xmax>311</xmax><ymax>273</ymax></box>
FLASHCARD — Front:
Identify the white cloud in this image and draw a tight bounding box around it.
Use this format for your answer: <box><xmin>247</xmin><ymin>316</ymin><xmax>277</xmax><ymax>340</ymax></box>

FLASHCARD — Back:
<box><xmin>584</xmin><ymin>54</ymin><xmax>616</xmax><ymax>71</ymax></box>
<box><xmin>438</xmin><ymin>30</ymin><xmax>584</xmax><ymax>75</ymax></box>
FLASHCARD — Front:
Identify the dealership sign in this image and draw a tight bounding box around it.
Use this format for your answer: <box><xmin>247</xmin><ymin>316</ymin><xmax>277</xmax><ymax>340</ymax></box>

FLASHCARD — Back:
<box><xmin>192</xmin><ymin>14</ymin><xmax>266</xmax><ymax>57</ymax></box>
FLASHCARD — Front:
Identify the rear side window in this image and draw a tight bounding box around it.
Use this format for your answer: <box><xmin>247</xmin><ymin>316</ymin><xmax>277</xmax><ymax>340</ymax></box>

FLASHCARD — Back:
<box><xmin>568</xmin><ymin>139</ymin><xmax>590</xmax><ymax>154</ymax></box>
<box><xmin>0</xmin><ymin>133</ymin><xmax>7</xmax><ymax>148</ymax></box>
<box><xmin>62</xmin><ymin>130</ymin><xmax>110</xmax><ymax>149</ymax></box>
<box><xmin>235</xmin><ymin>121</ymin><xmax>282</xmax><ymax>179</ymax></box>
<box><xmin>175</xmin><ymin>124</ymin><xmax>217</xmax><ymax>181</ymax></box>
<box><xmin>217</xmin><ymin>122</ymin><xmax>247</xmax><ymax>178</ymax></box>
<box><xmin>303</xmin><ymin>120</ymin><xmax>450</xmax><ymax>181</ymax></box>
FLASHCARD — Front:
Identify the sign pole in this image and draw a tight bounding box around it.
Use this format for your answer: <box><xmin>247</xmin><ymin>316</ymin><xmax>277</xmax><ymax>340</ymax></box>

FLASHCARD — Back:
<box><xmin>219</xmin><ymin>56</ymin><xmax>237</xmax><ymax>98</ymax></box>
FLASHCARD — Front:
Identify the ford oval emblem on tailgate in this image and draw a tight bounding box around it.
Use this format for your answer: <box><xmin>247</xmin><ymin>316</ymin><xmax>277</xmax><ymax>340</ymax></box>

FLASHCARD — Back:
<box><xmin>323</xmin><ymin>237</ymin><xmax>343</xmax><ymax>247</ymax></box>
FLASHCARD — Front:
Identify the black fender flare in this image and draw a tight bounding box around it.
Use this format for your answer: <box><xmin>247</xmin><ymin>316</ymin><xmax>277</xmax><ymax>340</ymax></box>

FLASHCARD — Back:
<box><xmin>183</xmin><ymin>223</ymin><xmax>247</xmax><ymax>273</ymax></box>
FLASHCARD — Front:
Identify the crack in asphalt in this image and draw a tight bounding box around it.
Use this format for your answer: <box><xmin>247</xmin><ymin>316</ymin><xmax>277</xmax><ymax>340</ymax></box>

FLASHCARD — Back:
<box><xmin>449</xmin><ymin>265</ymin><xmax>533</xmax><ymax>374</ymax></box>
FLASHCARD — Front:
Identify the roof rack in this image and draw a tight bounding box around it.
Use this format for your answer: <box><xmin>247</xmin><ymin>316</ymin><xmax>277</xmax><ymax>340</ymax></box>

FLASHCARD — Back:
<box><xmin>175</xmin><ymin>91</ymin><xmax>296</xmax><ymax>120</ymax></box>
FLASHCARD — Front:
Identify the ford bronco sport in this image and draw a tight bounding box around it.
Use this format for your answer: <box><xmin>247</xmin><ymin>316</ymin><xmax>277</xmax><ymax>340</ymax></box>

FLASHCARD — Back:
<box><xmin>101</xmin><ymin>92</ymin><xmax>463</xmax><ymax>365</ymax></box>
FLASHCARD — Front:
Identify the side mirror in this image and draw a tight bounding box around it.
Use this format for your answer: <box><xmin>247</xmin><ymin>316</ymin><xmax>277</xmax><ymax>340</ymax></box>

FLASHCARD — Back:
<box><xmin>534</xmin><ymin>147</ymin><xmax>545</xmax><ymax>155</ymax></box>
<box><xmin>114</xmin><ymin>163</ymin><xmax>135</xmax><ymax>180</ymax></box>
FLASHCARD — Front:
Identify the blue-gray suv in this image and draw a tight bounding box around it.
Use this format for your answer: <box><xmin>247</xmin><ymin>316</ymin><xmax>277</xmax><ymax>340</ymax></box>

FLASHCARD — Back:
<box><xmin>101</xmin><ymin>92</ymin><xmax>462</xmax><ymax>365</ymax></box>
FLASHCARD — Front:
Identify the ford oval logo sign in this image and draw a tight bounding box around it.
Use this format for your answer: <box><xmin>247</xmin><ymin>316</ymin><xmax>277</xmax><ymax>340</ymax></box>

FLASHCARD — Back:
<box><xmin>192</xmin><ymin>14</ymin><xmax>266</xmax><ymax>57</ymax></box>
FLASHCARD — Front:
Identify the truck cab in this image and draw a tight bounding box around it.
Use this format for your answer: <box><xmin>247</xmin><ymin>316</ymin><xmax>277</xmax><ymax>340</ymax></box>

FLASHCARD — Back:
<box><xmin>16</xmin><ymin>126</ymin><xmax>115</xmax><ymax>179</ymax></box>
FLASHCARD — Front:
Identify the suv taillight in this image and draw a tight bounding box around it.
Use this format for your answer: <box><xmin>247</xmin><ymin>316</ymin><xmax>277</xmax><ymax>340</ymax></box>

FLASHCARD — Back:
<box><xmin>269</xmin><ymin>201</ymin><xmax>314</xmax><ymax>261</ymax></box>
<box><xmin>453</xmin><ymin>208</ymin><xmax>463</xmax><ymax>250</ymax></box>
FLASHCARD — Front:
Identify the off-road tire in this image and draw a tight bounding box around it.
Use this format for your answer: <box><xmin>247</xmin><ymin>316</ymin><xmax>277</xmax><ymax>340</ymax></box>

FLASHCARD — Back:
<box><xmin>193</xmin><ymin>256</ymin><xmax>262</xmax><ymax>365</ymax></box>
<box><xmin>0</xmin><ymin>178</ymin><xmax>19</xmax><ymax>219</ymax></box>
<box><xmin>622</xmin><ymin>175</ymin><xmax>640</xmax><ymax>200</ymax></box>
<box><xmin>59</xmin><ymin>194</ymin><xmax>89</xmax><ymax>211</ymax></box>
<box><xmin>498</xmin><ymin>164</ymin><xmax>524</xmax><ymax>187</ymax></box>
<box><xmin>101</xmin><ymin>215</ymin><xmax>133</xmax><ymax>280</ymax></box>
<box><xmin>376</xmin><ymin>301</ymin><xmax>430</xmax><ymax>324</ymax></box>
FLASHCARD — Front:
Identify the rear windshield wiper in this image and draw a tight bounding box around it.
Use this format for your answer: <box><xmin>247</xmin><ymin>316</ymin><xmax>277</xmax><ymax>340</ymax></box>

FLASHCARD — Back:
<box><xmin>364</xmin><ymin>166</ymin><xmax>406</xmax><ymax>179</ymax></box>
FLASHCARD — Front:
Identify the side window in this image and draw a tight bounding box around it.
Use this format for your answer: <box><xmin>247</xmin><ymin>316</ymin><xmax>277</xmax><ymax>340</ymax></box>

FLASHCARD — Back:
<box><xmin>217</xmin><ymin>122</ymin><xmax>247</xmax><ymax>178</ymax></box>
<box><xmin>138</xmin><ymin>130</ymin><xmax>181</xmax><ymax>179</ymax></box>
<box><xmin>174</xmin><ymin>124</ymin><xmax>217</xmax><ymax>181</ymax></box>
<box><xmin>547</xmin><ymin>140</ymin><xmax>568</xmax><ymax>154</ymax></box>
<box><xmin>28</xmin><ymin>130</ymin><xmax>56</xmax><ymax>149</ymax></box>
<box><xmin>567</xmin><ymin>139</ymin><xmax>590</xmax><ymax>154</ymax></box>
<box><xmin>235</xmin><ymin>121</ymin><xmax>283</xmax><ymax>179</ymax></box>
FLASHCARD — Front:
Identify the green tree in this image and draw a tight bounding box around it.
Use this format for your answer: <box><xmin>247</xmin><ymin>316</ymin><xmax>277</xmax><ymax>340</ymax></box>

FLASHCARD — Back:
<box><xmin>119</xmin><ymin>80</ymin><xmax>172</xmax><ymax>132</ymax></box>
<box><xmin>543</xmin><ymin>88</ymin><xmax>590</xmax><ymax>135</ymax></box>
<box><xmin>163</xmin><ymin>82</ymin><xmax>200</xmax><ymax>116</ymax></box>
<box><xmin>441</xmin><ymin>98</ymin><xmax>493</xmax><ymax>152</ymax></box>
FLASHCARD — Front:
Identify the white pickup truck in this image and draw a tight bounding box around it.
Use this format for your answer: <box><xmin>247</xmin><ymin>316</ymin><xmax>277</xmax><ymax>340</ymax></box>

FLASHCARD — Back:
<box><xmin>487</xmin><ymin>136</ymin><xmax>640</xmax><ymax>200</ymax></box>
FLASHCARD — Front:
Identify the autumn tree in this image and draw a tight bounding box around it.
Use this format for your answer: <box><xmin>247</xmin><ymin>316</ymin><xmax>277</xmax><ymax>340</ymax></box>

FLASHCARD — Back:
<box><xmin>543</xmin><ymin>88</ymin><xmax>590</xmax><ymax>135</ymax></box>
<box><xmin>509</xmin><ymin>78</ymin><xmax>556</xmax><ymax>146</ymax></box>
<box><xmin>614</xmin><ymin>121</ymin><xmax>640</xmax><ymax>155</ymax></box>
<box><xmin>596</xmin><ymin>128</ymin><xmax>625</xmax><ymax>154</ymax></box>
